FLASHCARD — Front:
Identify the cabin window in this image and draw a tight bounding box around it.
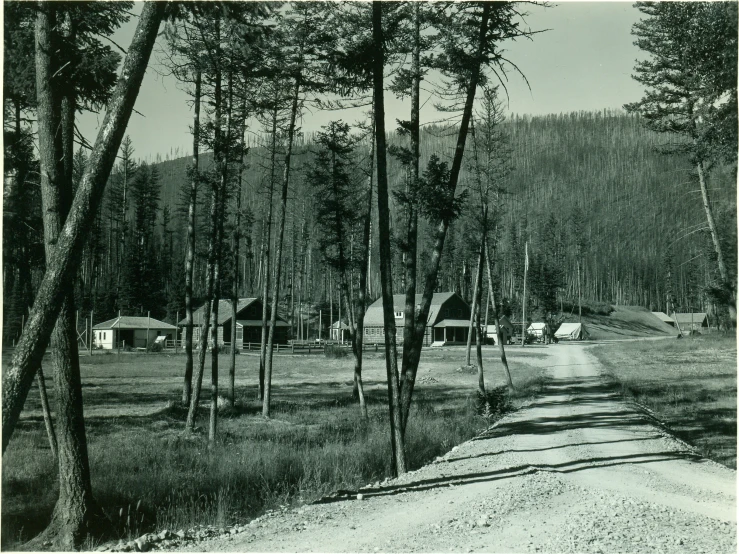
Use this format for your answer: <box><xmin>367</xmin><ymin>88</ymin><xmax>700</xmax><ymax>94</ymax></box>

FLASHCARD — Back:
<box><xmin>394</xmin><ymin>311</ymin><xmax>403</xmax><ymax>319</ymax></box>
<box><xmin>103</xmin><ymin>332</ymin><xmax>106</xmax><ymax>340</ymax></box>
<box><xmin>456</xmin><ymin>309</ymin><xmax>462</xmax><ymax>318</ymax></box>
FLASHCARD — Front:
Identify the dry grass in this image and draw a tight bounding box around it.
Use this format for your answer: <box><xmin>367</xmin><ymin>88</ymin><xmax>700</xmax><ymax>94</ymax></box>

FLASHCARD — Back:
<box><xmin>590</xmin><ymin>333</ymin><xmax>737</xmax><ymax>468</ymax></box>
<box><xmin>1</xmin><ymin>346</ymin><xmax>545</xmax><ymax>549</ymax></box>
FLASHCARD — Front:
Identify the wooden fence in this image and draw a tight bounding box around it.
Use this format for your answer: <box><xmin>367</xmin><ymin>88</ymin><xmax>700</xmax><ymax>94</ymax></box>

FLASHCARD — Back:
<box><xmin>161</xmin><ymin>339</ymin><xmax>387</xmax><ymax>354</ymax></box>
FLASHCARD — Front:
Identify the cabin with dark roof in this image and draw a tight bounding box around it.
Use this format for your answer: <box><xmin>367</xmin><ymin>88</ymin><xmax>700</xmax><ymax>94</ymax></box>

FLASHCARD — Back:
<box><xmin>363</xmin><ymin>292</ymin><xmax>471</xmax><ymax>346</ymax></box>
<box><xmin>178</xmin><ymin>298</ymin><xmax>289</xmax><ymax>348</ymax></box>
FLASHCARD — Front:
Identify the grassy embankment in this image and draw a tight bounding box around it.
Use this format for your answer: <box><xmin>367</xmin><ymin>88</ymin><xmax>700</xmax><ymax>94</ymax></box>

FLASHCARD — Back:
<box><xmin>591</xmin><ymin>333</ymin><xmax>737</xmax><ymax>468</ymax></box>
<box><xmin>2</xmin><ymin>346</ymin><xmax>547</xmax><ymax>548</ymax></box>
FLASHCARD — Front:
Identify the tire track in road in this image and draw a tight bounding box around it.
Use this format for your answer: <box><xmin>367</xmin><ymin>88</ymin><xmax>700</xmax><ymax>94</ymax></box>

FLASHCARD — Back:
<box><xmin>182</xmin><ymin>343</ymin><xmax>737</xmax><ymax>553</ymax></box>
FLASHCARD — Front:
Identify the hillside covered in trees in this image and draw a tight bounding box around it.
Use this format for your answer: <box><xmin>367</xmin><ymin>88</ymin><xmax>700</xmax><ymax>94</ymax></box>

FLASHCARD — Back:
<box><xmin>5</xmin><ymin>109</ymin><xmax>735</xmax><ymax>344</ymax></box>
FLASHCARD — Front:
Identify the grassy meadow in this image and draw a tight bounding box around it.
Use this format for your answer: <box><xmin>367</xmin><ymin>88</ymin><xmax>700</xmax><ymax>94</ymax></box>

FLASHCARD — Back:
<box><xmin>1</xmin><ymin>346</ymin><xmax>547</xmax><ymax>549</ymax></box>
<box><xmin>590</xmin><ymin>333</ymin><xmax>737</xmax><ymax>468</ymax></box>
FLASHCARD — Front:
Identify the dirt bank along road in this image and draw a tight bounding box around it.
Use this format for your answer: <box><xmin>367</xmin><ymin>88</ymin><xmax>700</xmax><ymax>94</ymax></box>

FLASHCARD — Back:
<box><xmin>187</xmin><ymin>343</ymin><xmax>737</xmax><ymax>553</ymax></box>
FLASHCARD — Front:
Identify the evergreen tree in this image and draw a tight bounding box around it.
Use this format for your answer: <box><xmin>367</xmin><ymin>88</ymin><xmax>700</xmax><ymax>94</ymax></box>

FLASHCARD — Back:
<box><xmin>625</xmin><ymin>1</ymin><xmax>737</xmax><ymax>317</ymax></box>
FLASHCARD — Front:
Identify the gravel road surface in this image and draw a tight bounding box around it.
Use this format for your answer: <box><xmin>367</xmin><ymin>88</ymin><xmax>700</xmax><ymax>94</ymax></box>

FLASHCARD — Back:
<box><xmin>178</xmin><ymin>342</ymin><xmax>737</xmax><ymax>553</ymax></box>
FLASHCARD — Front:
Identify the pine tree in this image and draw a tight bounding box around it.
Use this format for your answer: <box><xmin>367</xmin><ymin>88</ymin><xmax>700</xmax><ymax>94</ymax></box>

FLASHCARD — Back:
<box><xmin>625</xmin><ymin>1</ymin><xmax>737</xmax><ymax>317</ymax></box>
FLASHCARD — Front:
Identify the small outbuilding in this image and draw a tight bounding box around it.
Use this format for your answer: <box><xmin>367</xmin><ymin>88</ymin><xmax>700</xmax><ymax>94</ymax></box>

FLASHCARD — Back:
<box><xmin>554</xmin><ymin>322</ymin><xmax>590</xmax><ymax>341</ymax></box>
<box><xmin>330</xmin><ymin>321</ymin><xmax>350</xmax><ymax>343</ymax></box>
<box><xmin>486</xmin><ymin>315</ymin><xmax>514</xmax><ymax>345</ymax></box>
<box><xmin>93</xmin><ymin>316</ymin><xmax>176</xmax><ymax>350</ymax></box>
<box><xmin>652</xmin><ymin>311</ymin><xmax>675</xmax><ymax>327</ymax></box>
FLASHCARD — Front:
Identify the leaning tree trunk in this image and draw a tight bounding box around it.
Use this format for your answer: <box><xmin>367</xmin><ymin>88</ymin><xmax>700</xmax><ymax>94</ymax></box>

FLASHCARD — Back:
<box><xmin>27</xmin><ymin>7</ymin><xmax>102</xmax><ymax>549</ymax></box>
<box><xmin>37</xmin><ymin>367</ymin><xmax>58</xmax><ymax>459</ymax></box>
<box><xmin>485</xmin><ymin>238</ymin><xmax>514</xmax><ymax>390</ymax></box>
<box><xmin>473</xmin><ymin>245</ymin><xmax>486</xmax><ymax>396</ymax></box>
<box><xmin>263</xmin><ymin>76</ymin><xmax>301</xmax><ymax>418</ymax></box>
<box><xmin>2</xmin><ymin>1</ymin><xmax>165</xmax><ymax>455</ymax></box>
<box><xmin>465</xmin><ymin>246</ymin><xmax>483</xmax><ymax>367</ymax></box>
<box><xmin>398</xmin><ymin>3</ymin><xmax>491</xmax><ymax>434</ymax></box>
<box><xmin>183</xmin><ymin>68</ymin><xmax>201</xmax><ymax>407</ymax></box>
<box><xmin>373</xmin><ymin>0</ymin><xmax>407</xmax><ymax>476</ymax></box>
<box><xmin>696</xmin><ymin>159</ymin><xmax>731</xmax><ymax>284</ymax></box>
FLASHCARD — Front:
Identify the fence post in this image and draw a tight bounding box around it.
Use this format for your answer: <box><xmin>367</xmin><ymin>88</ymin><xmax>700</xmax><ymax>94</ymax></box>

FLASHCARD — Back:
<box><xmin>276</xmin><ymin>344</ymin><xmax>279</xmax><ymax>353</ymax></box>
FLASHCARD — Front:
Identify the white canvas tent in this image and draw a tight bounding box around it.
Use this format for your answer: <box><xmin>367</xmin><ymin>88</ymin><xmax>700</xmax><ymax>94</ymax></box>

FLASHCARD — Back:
<box><xmin>554</xmin><ymin>322</ymin><xmax>590</xmax><ymax>340</ymax></box>
<box><xmin>528</xmin><ymin>322</ymin><xmax>547</xmax><ymax>338</ymax></box>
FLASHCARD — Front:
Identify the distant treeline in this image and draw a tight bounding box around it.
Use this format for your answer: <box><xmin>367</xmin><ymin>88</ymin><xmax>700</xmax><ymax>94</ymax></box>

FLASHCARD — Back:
<box><xmin>4</xmin><ymin>110</ymin><xmax>735</xmax><ymax>343</ymax></box>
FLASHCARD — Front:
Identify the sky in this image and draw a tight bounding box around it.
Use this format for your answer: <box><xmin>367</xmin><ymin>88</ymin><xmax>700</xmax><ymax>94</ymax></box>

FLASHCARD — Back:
<box><xmin>76</xmin><ymin>1</ymin><xmax>647</xmax><ymax>162</ymax></box>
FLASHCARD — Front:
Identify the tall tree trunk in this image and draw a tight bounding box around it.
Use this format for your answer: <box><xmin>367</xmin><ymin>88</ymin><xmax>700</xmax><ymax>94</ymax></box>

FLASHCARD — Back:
<box><xmin>209</xmin><ymin>65</ymin><xmax>231</xmax><ymax>443</ymax></box>
<box><xmin>577</xmin><ymin>258</ymin><xmax>582</xmax><ymax>323</ymax></box>
<box><xmin>521</xmin><ymin>241</ymin><xmax>528</xmax><ymax>347</ymax></box>
<box><xmin>398</xmin><ymin>3</ymin><xmax>491</xmax><ymax>434</ymax></box>
<box><xmin>229</xmin><ymin>100</ymin><xmax>248</xmax><ymax>408</ymax></box>
<box><xmin>373</xmin><ymin>0</ymin><xmax>407</xmax><ymax>476</ymax></box>
<box><xmin>186</xmin><ymin>161</ymin><xmax>219</xmax><ymax>432</ymax></box>
<box><xmin>399</xmin><ymin>2</ymin><xmax>422</xmax><ymax>421</ymax></box>
<box><xmin>351</xmin><ymin>122</ymin><xmax>375</xmax><ymax>418</ymax></box>
<box><xmin>2</xmin><ymin>2</ymin><xmax>164</xmax><ymax>453</ymax></box>
<box><xmin>259</xmin><ymin>104</ymin><xmax>278</xmax><ymax>400</ymax></box>
<box><xmin>263</xmin><ymin>76</ymin><xmax>301</xmax><ymax>418</ymax></box>
<box><xmin>183</xmin><ymin>68</ymin><xmax>201</xmax><ymax>407</ymax></box>
<box><xmin>28</xmin><ymin>6</ymin><xmax>103</xmax><ymax>548</ymax></box>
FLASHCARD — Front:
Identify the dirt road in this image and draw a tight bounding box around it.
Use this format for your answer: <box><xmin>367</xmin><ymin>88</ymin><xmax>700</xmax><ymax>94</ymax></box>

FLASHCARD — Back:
<box><xmin>184</xmin><ymin>343</ymin><xmax>736</xmax><ymax>553</ymax></box>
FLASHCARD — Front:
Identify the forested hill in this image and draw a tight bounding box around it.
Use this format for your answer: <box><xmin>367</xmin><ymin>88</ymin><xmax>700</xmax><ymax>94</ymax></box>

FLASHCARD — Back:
<box><xmin>148</xmin><ymin>110</ymin><xmax>735</xmax><ymax>317</ymax></box>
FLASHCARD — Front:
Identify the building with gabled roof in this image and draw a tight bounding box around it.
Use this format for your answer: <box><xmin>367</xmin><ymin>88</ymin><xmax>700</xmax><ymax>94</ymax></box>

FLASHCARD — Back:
<box><xmin>178</xmin><ymin>298</ymin><xmax>289</xmax><ymax>348</ymax></box>
<box><xmin>330</xmin><ymin>321</ymin><xmax>350</xmax><ymax>343</ymax></box>
<box><xmin>672</xmin><ymin>313</ymin><xmax>709</xmax><ymax>332</ymax></box>
<box><xmin>93</xmin><ymin>316</ymin><xmax>176</xmax><ymax>350</ymax></box>
<box><xmin>363</xmin><ymin>292</ymin><xmax>471</xmax><ymax>346</ymax></box>
<box><xmin>486</xmin><ymin>315</ymin><xmax>514</xmax><ymax>345</ymax></box>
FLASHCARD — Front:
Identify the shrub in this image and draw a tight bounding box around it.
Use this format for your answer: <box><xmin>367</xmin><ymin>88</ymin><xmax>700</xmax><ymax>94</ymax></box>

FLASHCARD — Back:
<box><xmin>475</xmin><ymin>386</ymin><xmax>513</xmax><ymax>420</ymax></box>
<box><xmin>148</xmin><ymin>342</ymin><xmax>163</xmax><ymax>353</ymax></box>
<box><xmin>324</xmin><ymin>344</ymin><xmax>348</xmax><ymax>359</ymax></box>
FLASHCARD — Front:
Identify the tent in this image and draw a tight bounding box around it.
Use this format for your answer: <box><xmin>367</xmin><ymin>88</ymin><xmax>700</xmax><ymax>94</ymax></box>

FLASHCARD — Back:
<box><xmin>528</xmin><ymin>322</ymin><xmax>548</xmax><ymax>338</ymax></box>
<box><xmin>554</xmin><ymin>322</ymin><xmax>590</xmax><ymax>340</ymax></box>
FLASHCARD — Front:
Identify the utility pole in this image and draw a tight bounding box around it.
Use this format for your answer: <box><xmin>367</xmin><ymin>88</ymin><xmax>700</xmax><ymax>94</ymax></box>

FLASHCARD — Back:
<box><xmin>521</xmin><ymin>241</ymin><xmax>528</xmax><ymax>347</ymax></box>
